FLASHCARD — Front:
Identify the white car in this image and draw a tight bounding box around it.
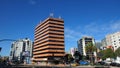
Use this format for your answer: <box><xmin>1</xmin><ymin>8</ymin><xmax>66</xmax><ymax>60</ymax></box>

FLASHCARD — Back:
<box><xmin>105</xmin><ymin>61</ymin><xmax>111</xmax><ymax>65</ymax></box>
<box><xmin>114</xmin><ymin>60</ymin><xmax>120</xmax><ymax>64</ymax></box>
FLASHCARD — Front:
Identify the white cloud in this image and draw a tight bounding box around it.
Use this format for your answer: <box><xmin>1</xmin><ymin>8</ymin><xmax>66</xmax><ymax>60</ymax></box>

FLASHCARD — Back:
<box><xmin>84</xmin><ymin>22</ymin><xmax>100</xmax><ymax>33</ymax></box>
<box><xmin>65</xmin><ymin>28</ymin><xmax>89</xmax><ymax>42</ymax></box>
<box><xmin>65</xmin><ymin>19</ymin><xmax>120</xmax><ymax>43</ymax></box>
<box><xmin>83</xmin><ymin>19</ymin><xmax>120</xmax><ymax>34</ymax></box>
<box><xmin>65</xmin><ymin>28</ymin><xmax>81</xmax><ymax>41</ymax></box>
<box><xmin>110</xmin><ymin>20</ymin><xmax>120</xmax><ymax>32</ymax></box>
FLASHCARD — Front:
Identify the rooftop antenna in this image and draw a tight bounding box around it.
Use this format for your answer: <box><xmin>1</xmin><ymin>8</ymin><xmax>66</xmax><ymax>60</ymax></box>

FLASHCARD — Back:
<box><xmin>38</xmin><ymin>20</ymin><xmax>42</xmax><ymax>24</ymax></box>
<box><xmin>49</xmin><ymin>13</ymin><xmax>54</xmax><ymax>18</ymax></box>
<box><xmin>58</xmin><ymin>16</ymin><xmax>61</xmax><ymax>19</ymax></box>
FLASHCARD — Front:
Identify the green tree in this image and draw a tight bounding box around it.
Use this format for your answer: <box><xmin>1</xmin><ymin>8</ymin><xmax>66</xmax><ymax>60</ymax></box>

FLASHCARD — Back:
<box><xmin>97</xmin><ymin>50</ymin><xmax>106</xmax><ymax>60</ymax></box>
<box><xmin>104</xmin><ymin>48</ymin><xmax>116</xmax><ymax>59</ymax></box>
<box><xmin>85</xmin><ymin>42</ymin><xmax>97</xmax><ymax>64</ymax></box>
<box><xmin>99</xmin><ymin>48</ymin><xmax>116</xmax><ymax>60</ymax></box>
<box><xmin>73</xmin><ymin>51</ymin><xmax>82</xmax><ymax>63</ymax></box>
<box><xmin>64</xmin><ymin>54</ymin><xmax>74</xmax><ymax>64</ymax></box>
<box><xmin>115</xmin><ymin>47</ymin><xmax>120</xmax><ymax>57</ymax></box>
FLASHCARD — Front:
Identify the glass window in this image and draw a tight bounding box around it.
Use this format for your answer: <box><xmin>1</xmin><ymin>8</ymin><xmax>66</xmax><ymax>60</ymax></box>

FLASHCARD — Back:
<box><xmin>11</xmin><ymin>44</ymin><xmax>13</xmax><ymax>48</ymax></box>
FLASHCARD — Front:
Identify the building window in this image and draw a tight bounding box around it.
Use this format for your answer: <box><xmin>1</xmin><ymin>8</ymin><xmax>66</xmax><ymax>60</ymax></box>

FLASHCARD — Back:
<box><xmin>114</xmin><ymin>43</ymin><xmax>116</xmax><ymax>45</ymax></box>
<box><xmin>11</xmin><ymin>44</ymin><xmax>13</xmax><ymax>48</ymax></box>
<box><xmin>10</xmin><ymin>51</ymin><xmax>12</xmax><ymax>56</ymax></box>
<box><xmin>119</xmin><ymin>39</ymin><xmax>120</xmax><ymax>41</ymax></box>
<box><xmin>27</xmin><ymin>41</ymin><xmax>29</xmax><ymax>45</ymax></box>
<box><xmin>23</xmin><ymin>42</ymin><xmax>26</xmax><ymax>51</ymax></box>
<box><xmin>113</xmin><ymin>35</ymin><xmax>115</xmax><ymax>37</ymax></box>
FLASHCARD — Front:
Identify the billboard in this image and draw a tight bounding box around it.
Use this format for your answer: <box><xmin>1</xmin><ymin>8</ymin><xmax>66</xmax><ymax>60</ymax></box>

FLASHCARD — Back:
<box><xmin>22</xmin><ymin>51</ymin><xmax>30</xmax><ymax>57</ymax></box>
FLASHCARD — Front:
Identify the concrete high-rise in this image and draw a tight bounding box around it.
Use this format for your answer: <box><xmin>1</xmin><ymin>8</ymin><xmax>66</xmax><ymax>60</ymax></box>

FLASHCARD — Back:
<box><xmin>102</xmin><ymin>31</ymin><xmax>120</xmax><ymax>51</ymax></box>
<box><xmin>33</xmin><ymin>17</ymin><xmax>65</xmax><ymax>63</ymax></box>
<box><xmin>70</xmin><ymin>47</ymin><xmax>78</xmax><ymax>57</ymax></box>
<box><xmin>77</xmin><ymin>36</ymin><xmax>95</xmax><ymax>56</ymax></box>
<box><xmin>9</xmin><ymin>38</ymin><xmax>33</xmax><ymax>63</ymax></box>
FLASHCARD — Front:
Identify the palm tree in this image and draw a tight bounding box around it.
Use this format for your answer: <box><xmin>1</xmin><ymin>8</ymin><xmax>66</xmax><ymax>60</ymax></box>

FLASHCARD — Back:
<box><xmin>85</xmin><ymin>42</ymin><xmax>97</xmax><ymax>64</ymax></box>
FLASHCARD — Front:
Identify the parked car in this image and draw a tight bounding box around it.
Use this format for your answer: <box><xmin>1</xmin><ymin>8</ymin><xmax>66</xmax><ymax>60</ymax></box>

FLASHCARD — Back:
<box><xmin>71</xmin><ymin>63</ymin><xmax>79</xmax><ymax>66</ymax></box>
<box><xmin>97</xmin><ymin>61</ymin><xmax>105</xmax><ymax>65</ymax></box>
<box><xmin>104</xmin><ymin>60</ymin><xmax>112</xmax><ymax>65</ymax></box>
<box><xmin>110</xmin><ymin>62</ymin><xmax>117</xmax><ymax>66</ymax></box>
<box><xmin>79</xmin><ymin>60</ymin><xmax>89</xmax><ymax>65</ymax></box>
<box><xmin>116</xmin><ymin>63</ymin><xmax>120</xmax><ymax>67</ymax></box>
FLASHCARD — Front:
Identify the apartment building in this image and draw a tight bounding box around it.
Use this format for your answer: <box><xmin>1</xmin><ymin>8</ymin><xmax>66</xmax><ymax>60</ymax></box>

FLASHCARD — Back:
<box><xmin>9</xmin><ymin>38</ymin><xmax>33</xmax><ymax>63</ymax></box>
<box><xmin>102</xmin><ymin>32</ymin><xmax>120</xmax><ymax>51</ymax></box>
<box><xmin>77</xmin><ymin>36</ymin><xmax>95</xmax><ymax>56</ymax></box>
<box><xmin>33</xmin><ymin>17</ymin><xmax>65</xmax><ymax>62</ymax></box>
<box><xmin>70</xmin><ymin>47</ymin><xmax>78</xmax><ymax>57</ymax></box>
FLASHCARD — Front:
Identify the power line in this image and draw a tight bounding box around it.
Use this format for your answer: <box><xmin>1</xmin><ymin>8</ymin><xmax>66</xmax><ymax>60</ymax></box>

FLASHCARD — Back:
<box><xmin>0</xmin><ymin>39</ymin><xmax>17</xmax><ymax>42</ymax></box>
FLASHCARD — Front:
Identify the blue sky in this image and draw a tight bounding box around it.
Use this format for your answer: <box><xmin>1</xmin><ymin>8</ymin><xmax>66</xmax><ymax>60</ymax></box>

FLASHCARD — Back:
<box><xmin>0</xmin><ymin>0</ymin><xmax>120</xmax><ymax>56</ymax></box>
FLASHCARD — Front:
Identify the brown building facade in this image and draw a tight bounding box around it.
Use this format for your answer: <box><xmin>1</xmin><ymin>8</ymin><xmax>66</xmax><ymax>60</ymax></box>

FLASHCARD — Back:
<box><xmin>33</xmin><ymin>17</ymin><xmax>65</xmax><ymax>62</ymax></box>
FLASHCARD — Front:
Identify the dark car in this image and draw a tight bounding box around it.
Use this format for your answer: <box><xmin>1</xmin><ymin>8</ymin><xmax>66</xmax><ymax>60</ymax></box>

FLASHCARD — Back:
<box><xmin>116</xmin><ymin>63</ymin><xmax>120</xmax><ymax>67</ymax></box>
<box><xmin>110</xmin><ymin>62</ymin><xmax>117</xmax><ymax>66</ymax></box>
<box><xmin>97</xmin><ymin>61</ymin><xmax>105</xmax><ymax>65</ymax></box>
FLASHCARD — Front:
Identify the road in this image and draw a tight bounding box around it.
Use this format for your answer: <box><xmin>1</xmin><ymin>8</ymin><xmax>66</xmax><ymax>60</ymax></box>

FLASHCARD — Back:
<box><xmin>0</xmin><ymin>64</ymin><xmax>120</xmax><ymax>68</ymax></box>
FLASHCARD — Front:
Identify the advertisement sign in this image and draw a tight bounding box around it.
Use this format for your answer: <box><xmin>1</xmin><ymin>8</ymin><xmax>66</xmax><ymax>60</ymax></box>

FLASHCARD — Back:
<box><xmin>22</xmin><ymin>51</ymin><xmax>30</xmax><ymax>57</ymax></box>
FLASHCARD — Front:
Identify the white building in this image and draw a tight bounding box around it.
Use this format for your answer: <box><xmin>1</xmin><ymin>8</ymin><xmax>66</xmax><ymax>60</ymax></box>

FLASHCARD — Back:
<box><xmin>70</xmin><ymin>47</ymin><xmax>78</xmax><ymax>57</ymax></box>
<box><xmin>102</xmin><ymin>32</ymin><xmax>120</xmax><ymax>51</ymax></box>
<box><xmin>101</xmin><ymin>38</ymin><xmax>107</xmax><ymax>47</ymax></box>
<box><xmin>9</xmin><ymin>38</ymin><xmax>33</xmax><ymax>63</ymax></box>
<box><xmin>77</xmin><ymin>36</ymin><xmax>95</xmax><ymax>56</ymax></box>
